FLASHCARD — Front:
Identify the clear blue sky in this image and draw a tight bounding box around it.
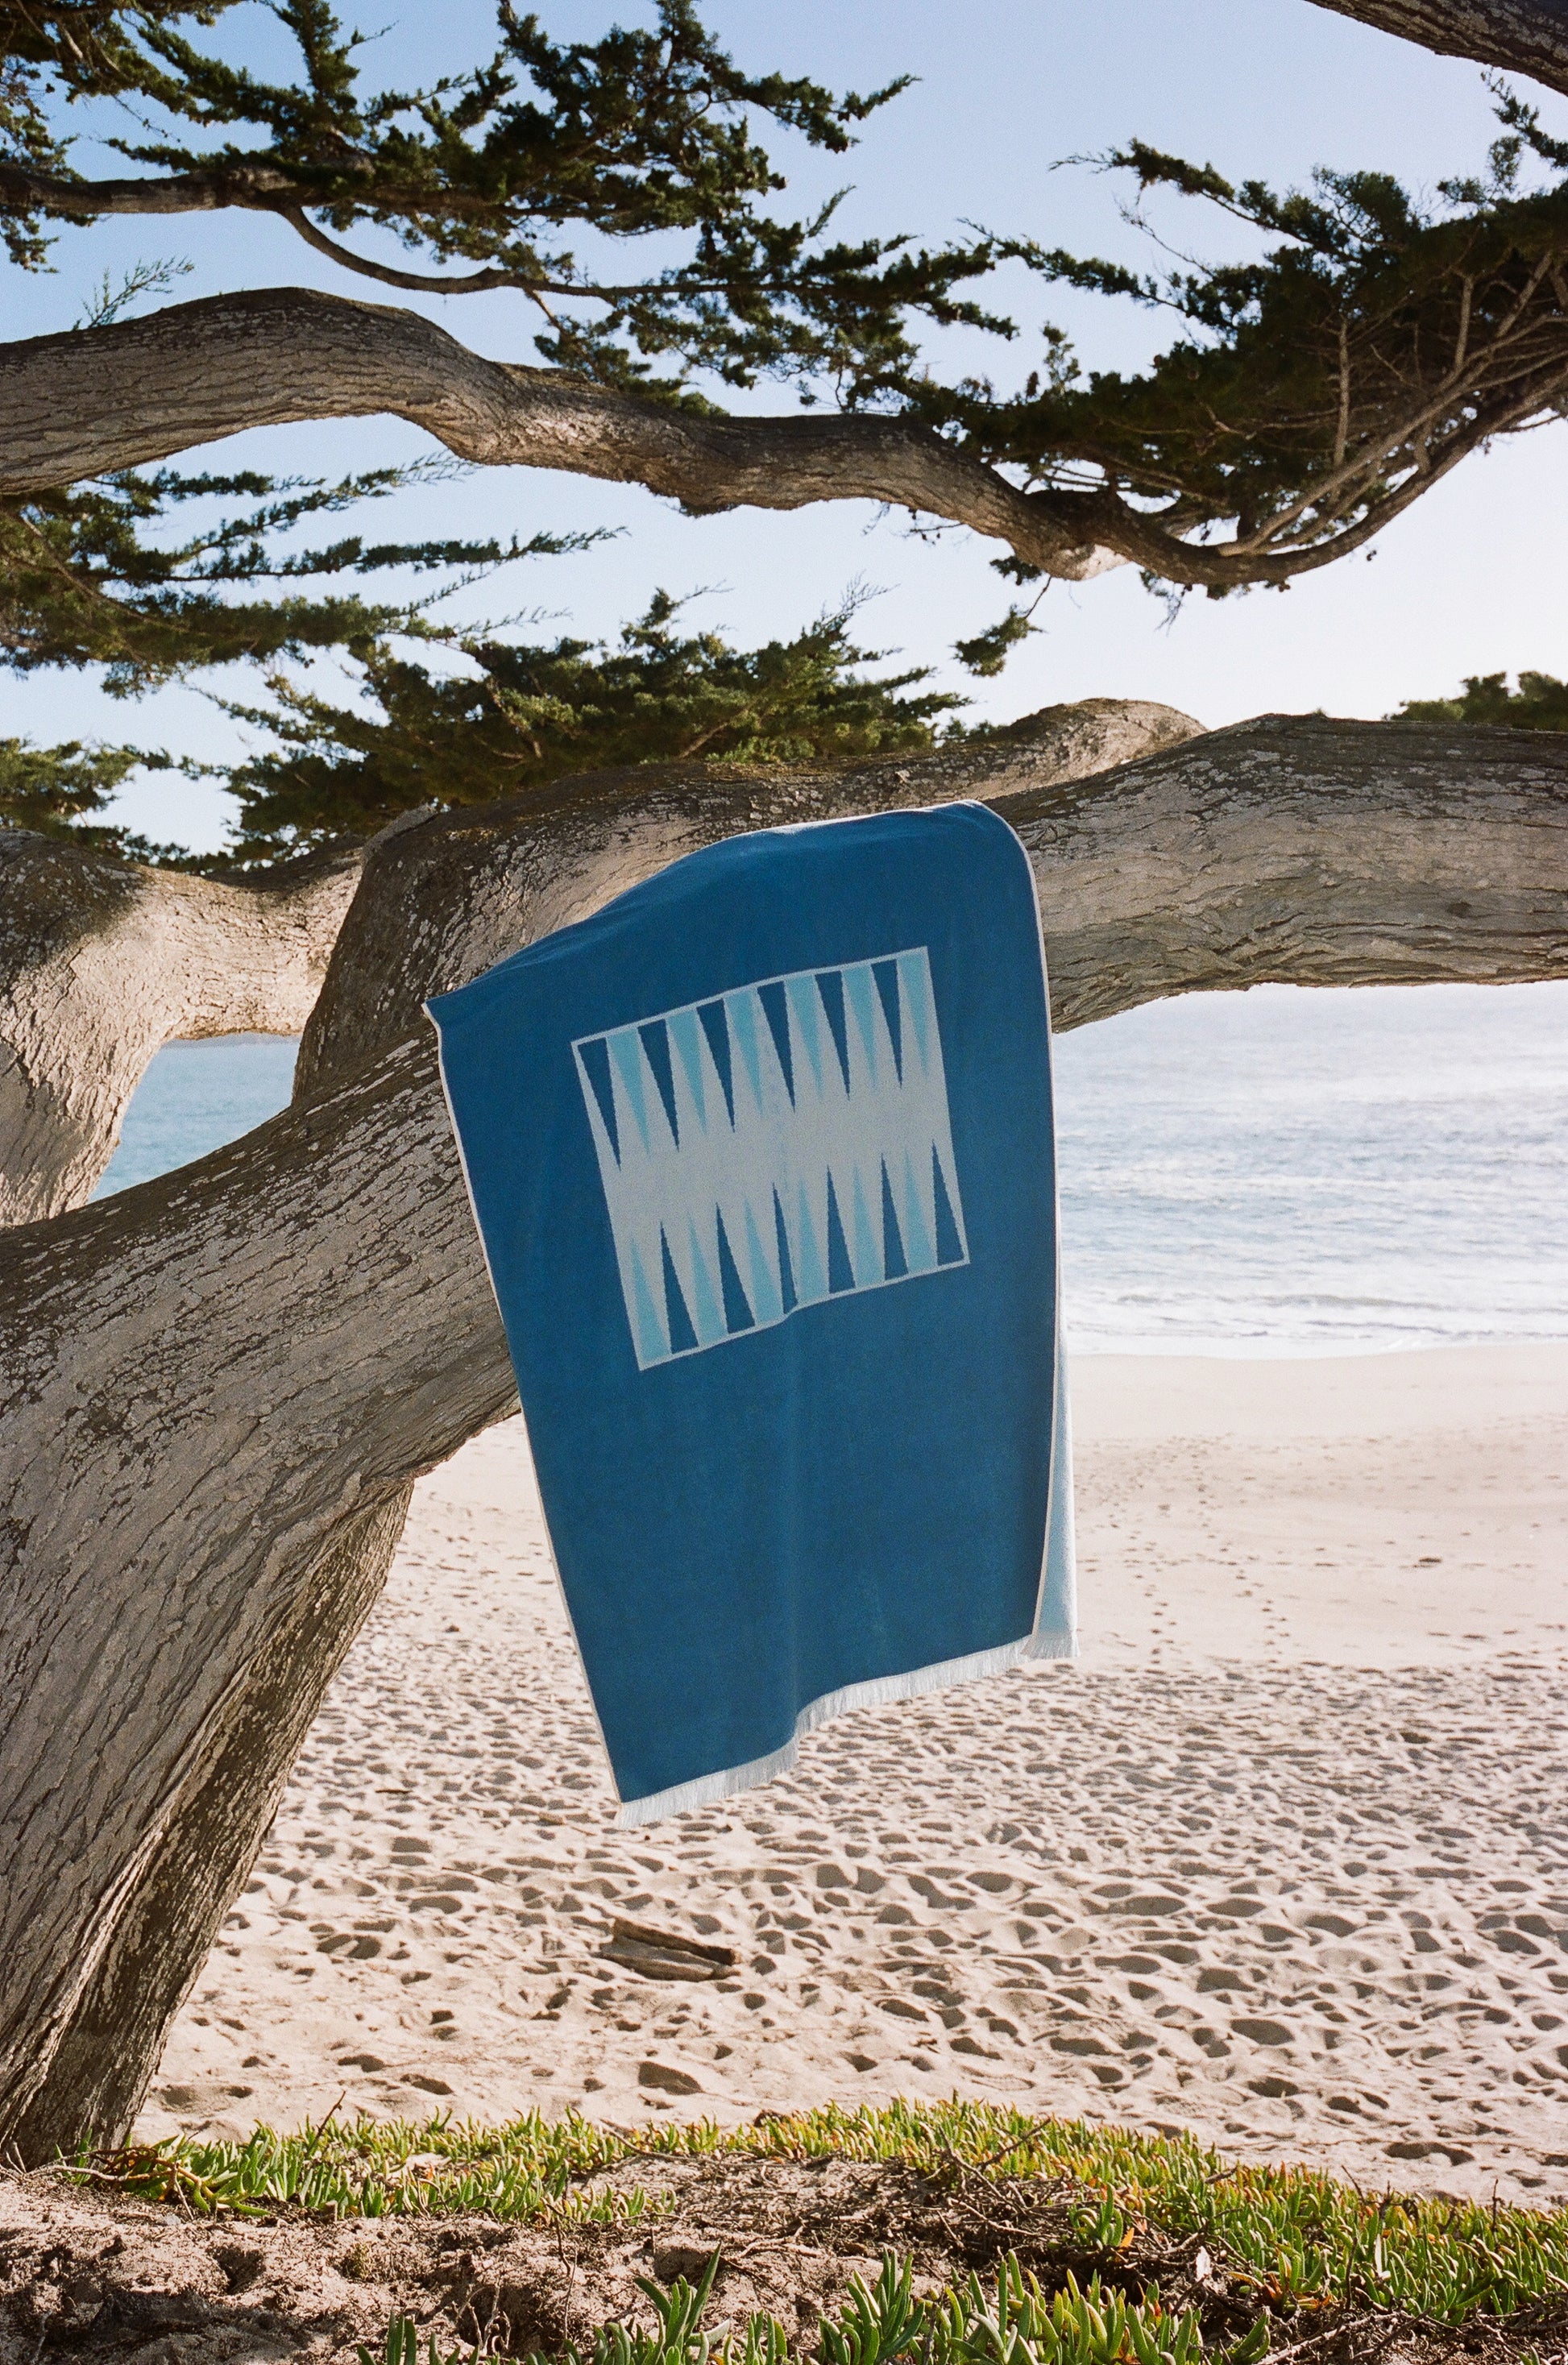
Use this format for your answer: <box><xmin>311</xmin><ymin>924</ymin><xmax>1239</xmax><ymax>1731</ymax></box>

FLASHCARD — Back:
<box><xmin>10</xmin><ymin>0</ymin><xmax>1568</xmax><ymax>851</ymax></box>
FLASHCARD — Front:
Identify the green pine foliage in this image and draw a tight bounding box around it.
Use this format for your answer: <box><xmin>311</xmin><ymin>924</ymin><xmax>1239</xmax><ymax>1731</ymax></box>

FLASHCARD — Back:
<box><xmin>2</xmin><ymin>0</ymin><xmax>999</xmax><ymax>401</ymax></box>
<box><xmin>0</xmin><ymin>454</ymin><xmax>595</xmax><ymax>698</ymax></box>
<box><xmin>10</xmin><ymin>2</ymin><xmax>1568</xmax><ymax>572</ymax></box>
<box><xmin>6</xmin><ymin>2</ymin><xmax>1568</xmax><ymax>857</ymax></box>
<box><xmin>0</xmin><ymin>450</ymin><xmax>603</xmax><ymax>848</ymax></box>
<box><xmin>0</xmin><ymin>731</ymin><xmax>173</xmax><ymax>852</ymax></box>
<box><xmin>217</xmin><ymin>592</ymin><xmax>964</xmax><ymax>864</ymax></box>
<box><xmin>1391</xmin><ymin>669</ymin><xmax>1568</xmax><ymax>728</ymax></box>
<box><xmin>920</xmin><ymin>97</ymin><xmax>1568</xmax><ymax>595</ymax></box>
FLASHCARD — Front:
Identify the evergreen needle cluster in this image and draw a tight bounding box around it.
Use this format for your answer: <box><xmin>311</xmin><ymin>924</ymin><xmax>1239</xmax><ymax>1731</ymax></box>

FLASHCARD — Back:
<box><xmin>4</xmin><ymin>2</ymin><xmax>1568</xmax><ymax>859</ymax></box>
<box><xmin>215</xmin><ymin>590</ymin><xmax>964</xmax><ymax>864</ymax></box>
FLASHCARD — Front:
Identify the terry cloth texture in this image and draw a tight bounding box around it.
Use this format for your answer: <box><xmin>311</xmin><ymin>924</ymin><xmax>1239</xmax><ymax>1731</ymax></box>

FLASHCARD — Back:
<box><xmin>427</xmin><ymin>802</ymin><xmax>1075</xmax><ymax>1826</ymax></box>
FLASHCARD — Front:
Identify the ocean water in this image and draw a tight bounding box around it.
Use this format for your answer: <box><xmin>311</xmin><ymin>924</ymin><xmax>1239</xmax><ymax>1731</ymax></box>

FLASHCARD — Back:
<box><xmin>97</xmin><ymin>982</ymin><xmax>1568</xmax><ymax>1354</ymax></box>
<box><xmin>1052</xmin><ymin>980</ymin><xmax>1568</xmax><ymax>1352</ymax></box>
<box><xmin>97</xmin><ymin>1033</ymin><xmax>300</xmax><ymax>1197</ymax></box>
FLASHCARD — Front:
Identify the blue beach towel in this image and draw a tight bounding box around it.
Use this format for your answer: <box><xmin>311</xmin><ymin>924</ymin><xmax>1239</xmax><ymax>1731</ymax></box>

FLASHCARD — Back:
<box><xmin>427</xmin><ymin>801</ymin><xmax>1075</xmax><ymax>1825</ymax></box>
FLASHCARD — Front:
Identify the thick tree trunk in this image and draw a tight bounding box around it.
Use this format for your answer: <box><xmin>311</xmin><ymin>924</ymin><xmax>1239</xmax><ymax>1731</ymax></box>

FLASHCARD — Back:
<box><xmin>1310</xmin><ymin>0</ymin><xmax>1568</xmax><ymax>92</ymax></box>
<box><xmin>6</xmin><ymin>1490</ymin><xmax>411</xmax><ymax>2162</ymax></box>
<box><xmin>0</xmin><ymin>834</ymin><xmax>361</xmax><ymax>1225</ymax></box>
<box><xmin>3</xmin><ymin>711</ymin><xmax>1566</xmax><ymax>2159</ymax></box>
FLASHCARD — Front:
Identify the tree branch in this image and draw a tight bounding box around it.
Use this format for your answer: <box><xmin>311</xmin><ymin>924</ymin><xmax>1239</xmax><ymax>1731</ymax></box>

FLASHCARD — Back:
<box><xmin>0</xmin><ymin>158</ymin><xmax>308</xmax><ymax>218</ymax></box>
<box><xmin>1308</xmin><ymin>0</ymin><xmax>1568</xmax><ymax>95</ymax></box>
<box><xmin>0</xmin><ymin>289</ymin><xmax>1129</xmax><ymax>583</ymax></box>
<box><xmin>278</xmin><ymin>206</ymin><xmax>540</xmax><ymax>297</ymax></box>
<box><xmin>4</xmin><ymin>285</ymin><xmax>1559</xmax><ymax>590</ymax></box>
<box><xmin>0</xmin><ymin>702</ymin><xmax>1199</xmax><ymax>1229</ymax></box>
<box><xmin>0</xmin><ymin>835</ymin><xmax>362</xmax><ymax>1225</ymax></box>
<box><xmin>4</xmin><ymin>709</ymin><xmax>1566</xmax><ymax>2153</ymax></box>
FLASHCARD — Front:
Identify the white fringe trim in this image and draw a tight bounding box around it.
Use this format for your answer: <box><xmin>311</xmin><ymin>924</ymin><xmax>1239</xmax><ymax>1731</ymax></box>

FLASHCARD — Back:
<box><xmin>615</xmin><ymin>1622</ymin><xmax>1076</xmax><ymax>1828</ymax></box>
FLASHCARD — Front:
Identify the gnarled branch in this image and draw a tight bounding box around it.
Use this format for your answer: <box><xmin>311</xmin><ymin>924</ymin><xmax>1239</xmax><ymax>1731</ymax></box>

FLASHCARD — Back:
<box><xmin>0</xmin><ymin>834</ymin><xmax>361</xmax><ymax>1225</ymax></box>
<box><xmin>2</xmin><ymin>710</ymin><xmax>1566</xmax><ymax>2155</ymax></box>
<box><xmin>0</xmin><ymin>290</ymin><xmax>1123</xmax><ymax>583</ymax></box>
<box><xmin>1309</xmin><ymin>0</ymin><xmax>1568</xmax><ymax>94</ymax></box>
<box><xmin>0</xmin><ymin>702</ymin><xmax>1198</xmax><ymax>1228</ymax></box>
<box><xmin>6</xmin><ymin>284</ymin><xmax>1562</xmax><ymax>591</ymax></box>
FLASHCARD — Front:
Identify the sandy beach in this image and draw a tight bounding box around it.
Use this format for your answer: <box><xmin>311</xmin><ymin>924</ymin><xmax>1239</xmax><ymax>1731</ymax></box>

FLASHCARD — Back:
<box><xmin>136</xmin><ymin>1344</ymin><xmax>1568</xmax><ymax>2202</ymax></box>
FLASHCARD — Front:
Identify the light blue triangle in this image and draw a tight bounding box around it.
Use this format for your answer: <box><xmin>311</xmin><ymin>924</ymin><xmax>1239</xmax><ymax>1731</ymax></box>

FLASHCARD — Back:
<box><xmin>850</xmin><ymin>1164</ymin><xmax>879</xmax><ymax>1286</ymax></box>
<box><xmin>843</xmin><ymin>963</ymin><xmax>880</xmax><ymax>1090</ymax></box>
<box><xmin>686</xmin><ymin>1218</ymin><xmax>727</xmax><ymax>1345</ymax></box>
<box><xmin>666</xmin><ymin>1005</ymin><xmax>707</xmax><ymax>1133</ymax></box>
<box><xmin>786</xmin><ymin>973</ymin><xmax>824</xmax><ymax>1093</ymax></box>
<box><xmin>608</xmin><ymin>1026</ymin><xmax>652</xmax><ymax>1151</ymax></box>
<box><xmin>725</xmin><ymin>988</ymin><xmax>765</xmax><ymax>1112</ymax></box>
<box><xmin>628</xmin><ymin>1238</ymin><xmax>670</xmax><ymax>1366</ymax></box>
<box><xmin>794</xmin><ymin>1181</ymin><xmax>828</xmax><ymax>1303</ymax></box>
<box><xmin>898</xmin><ymin>950</ymin><xmax>931</xmax><ymax>1075</ymax></box>
<box><xmin>743</xmin><ymin>1197</ymin><xmax>783</xmax><ymax>1325</ymax></box>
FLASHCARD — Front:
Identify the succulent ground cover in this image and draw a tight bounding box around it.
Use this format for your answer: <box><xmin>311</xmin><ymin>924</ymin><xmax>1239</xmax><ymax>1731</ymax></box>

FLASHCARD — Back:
<box><xmin>2</xmin><ymin>2102</ymin><xmax>1565</xmax><ymax>2363</ymax></box>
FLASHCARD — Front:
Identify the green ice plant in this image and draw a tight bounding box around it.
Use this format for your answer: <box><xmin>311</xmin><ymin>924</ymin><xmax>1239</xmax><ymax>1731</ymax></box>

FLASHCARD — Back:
<box><xmin>360</xmin><ymin>2320</ymin><xmax>483</xmax><ymax>2365</ymax></box>
<box><xmin>540</xmin><ymin>2255</ymin><xmax>733</xmax><ymax>2365</ymax></box>
<box><xmin>72</xmin><ymin>2106</ymin><xmax>659</xmax><ymax>2224</ymax></box>
<box><xmin>371</xmin><ymin>2254</ymin><xmax>1266</xmax><ymax>2365</ymax></box>
<box><xmin>69</xmin><ymin>2102</ymin><xmax>1568</xmax><ymax>2327</ymax></box>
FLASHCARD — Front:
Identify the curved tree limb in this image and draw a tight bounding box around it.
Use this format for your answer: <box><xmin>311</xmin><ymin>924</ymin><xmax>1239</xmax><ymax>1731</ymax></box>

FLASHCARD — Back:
<box><xmin>0</xmin><ymin>702</ymin><xmax>1197</xmax><ymax>1230</ymax></box>
<box><xmin>3</xmin><ymin>710</ymin><xmax>1566</xmax><ymax>2155</ymax></box>
<box><xmin>0</xmin><ymin>834</ymin><xmax>362</xmax><ymax>1226</ymax></box>
<box><xmin>276</xmin><ymin>207</ymin><xmax>541</xmax><ymax>298</ymax></box>
<box><xmin>6</xmin><ymin>286</ymin><xmax>1561</xmax><ymax>593</ymax></box>
<box><xmin>1309</xmin><ymin>0</ymin><xmax>1568</xmax><ymax>93</ymax></box>
<box><xmin>296</xmin><ymin>699</ymin><xmax>1207</xmax><ymax>1094</ymax></box>
<box><xmin>0</xmin><ymin>290</ymin><xmax>1126</xmax><ymax>583</ymax></box>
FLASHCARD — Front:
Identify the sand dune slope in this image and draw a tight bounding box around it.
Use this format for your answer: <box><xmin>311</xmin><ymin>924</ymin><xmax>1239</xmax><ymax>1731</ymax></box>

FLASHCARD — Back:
<box><xmin>139</xmin><ymin>1347</ymin><xmax>1568</xmax><ymax>2204</ymax></box>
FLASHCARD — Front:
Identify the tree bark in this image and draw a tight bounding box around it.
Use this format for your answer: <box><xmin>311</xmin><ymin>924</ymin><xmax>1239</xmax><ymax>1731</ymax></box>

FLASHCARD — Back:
<box><xmin>5</xmin><ymin>1489</ymin><xmax>411</xmax><ymax>2163</ymax></box>
<box><xmin>0</xmin><ymin>704</ymin><xmax>1195</xmax><ymax>1229</ymax></box>
<box><xmin>0</xmin><ymin>288</ymin><xmax>1128</xmax><ymax>581</ymax></box>
<box><xmin>0</xmin><ymin>835</ymin><xmax>361</xmax><ymax>1226</ymax></box>
<box><xmin>297</xmin><ymin>700</ymin><xmax>1206</xmax><ymax>1093</ymax></box>
<box><xmin>3</xmin><ymin>710</ymin><xmax>1566</xmax><ymax>2160</ymax></box>
<box><xmin>0</xmin><ymin>698</ymin><xmax>1197</xmax><ymax>2156</ymax></box>
<box><xmin>8</xmin><ymin>280</ymin><xmax>1562</xmax><ymax>591</ymax></box>
<box><xmin>1309</xmin><ymin>0</ymin><xmax>1568</xmax><ymax>92</ymax></box>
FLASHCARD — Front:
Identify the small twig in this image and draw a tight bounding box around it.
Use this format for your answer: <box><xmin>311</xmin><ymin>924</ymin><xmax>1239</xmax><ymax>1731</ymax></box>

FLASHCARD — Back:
<box><xmin>554</xmin><ymin>2220</ymin><xmax>580</xmax><ymax>2352</ymax></box>
<box><xmin>1333</xmin><ymin>313</ymin><xmax>1351</xmax><ymax>470</ymax></box>
<box><xmin>950</xmin><ymin>2120</ymin><xmax>1055</xmax><ymax>2176</ymax></box>
<box><xmin>299</xmin><ymin>2089</ymin><xmax>347</xmax><ymax>2167</ymax></box>
<box><xmin>1262</xmin><ymin>2313</ymin><xmax>1379</xmax><ymax>2365</ymax></box>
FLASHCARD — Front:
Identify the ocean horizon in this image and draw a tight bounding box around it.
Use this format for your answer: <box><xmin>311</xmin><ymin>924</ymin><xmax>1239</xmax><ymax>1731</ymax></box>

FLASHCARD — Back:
<box><xmin>96</xmin><ymin>977</ymin><xmax>1568</xmax><ymax>1358</ymax></box>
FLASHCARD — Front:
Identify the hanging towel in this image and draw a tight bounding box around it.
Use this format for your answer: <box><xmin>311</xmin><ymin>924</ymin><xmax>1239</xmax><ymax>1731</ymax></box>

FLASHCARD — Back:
<box><xmin>427</xmin><ymin>800</ymin><xmax>1075</xmax><ymax>1826</ymax></box>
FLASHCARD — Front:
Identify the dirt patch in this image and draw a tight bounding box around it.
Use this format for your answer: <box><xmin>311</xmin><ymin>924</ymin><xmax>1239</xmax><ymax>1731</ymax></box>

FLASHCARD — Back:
<box><xmin>2</xmin><ymin>2155</ymin><xmax>1562</xmax><ymax>2364</ymax></box>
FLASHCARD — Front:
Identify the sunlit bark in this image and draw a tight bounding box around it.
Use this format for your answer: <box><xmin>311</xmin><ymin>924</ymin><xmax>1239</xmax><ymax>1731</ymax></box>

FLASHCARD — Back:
<box><xmin>5</xmin><ymin>712</ymin><xmax>1564</xmax><ymax>2156</ymax></box>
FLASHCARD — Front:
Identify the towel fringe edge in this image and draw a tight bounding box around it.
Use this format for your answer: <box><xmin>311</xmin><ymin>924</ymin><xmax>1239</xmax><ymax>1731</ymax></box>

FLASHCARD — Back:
<box><xmin>614</xmin><ymin>1626</ymin><xmax>1076</xmax><ymax>1829</ymax></box>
